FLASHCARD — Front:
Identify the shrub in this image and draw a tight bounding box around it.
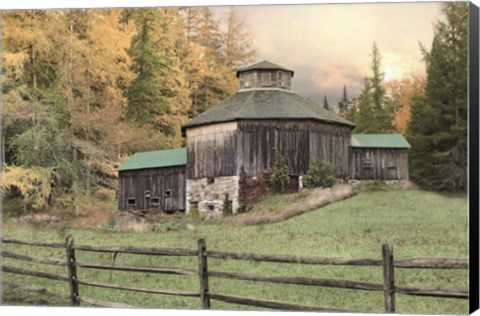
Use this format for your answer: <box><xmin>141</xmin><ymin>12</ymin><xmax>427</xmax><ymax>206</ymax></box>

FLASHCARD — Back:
<box><xmin>188</xmin><ymin>202</ymin><xmax>201</xmax><ymax>221</ymax></box>
<box><xmin>238</xmin><ymin>167</ymin><xmax>271</xmax><ymax>212</ymax></box>
<box><xmin>95</xmin><ymin>188</ymin><xmax>116</xmax><ymax>201</ymax></box>
<box><xmin>303</xmin><ymin>159</ymin><xmax>336</xmax><ymax>188</ymax></box>
<box><xmin>223</xmin><ymin>195</ymin><xmax>233</xmax><ymax>216</ymax></box>
<box><xmin>268</xmin><ymin>152</ymin><xmax>290</xmax><ymax>193</ymax></box>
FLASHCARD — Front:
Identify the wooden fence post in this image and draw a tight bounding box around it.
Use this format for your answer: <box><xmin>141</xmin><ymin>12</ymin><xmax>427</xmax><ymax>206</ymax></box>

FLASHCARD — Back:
<box><xmin>65</xmin><ymin>235</ymin><xmax>79</xmax><ymax>306</ymax></box>
<box><xmin>197</xmin><ymin>238</ymin><xmax>210</xmax><ymax>309</ymax></box>
<box><xmin>382</xmin><ymin>244</ymin><xmax>395</xmax><ymax>313</ymax></box>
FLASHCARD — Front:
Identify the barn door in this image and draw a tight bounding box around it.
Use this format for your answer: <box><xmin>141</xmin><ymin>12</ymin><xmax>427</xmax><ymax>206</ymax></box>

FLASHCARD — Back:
<box><xmin>163</xmin><ymin>172</ymin><xmax>173</xmax><ymax>211</ymax></box>
<box><xmin>144</xmin><ymin>174</ymin><xmax>152</xmax><ymax>211</ymax></box>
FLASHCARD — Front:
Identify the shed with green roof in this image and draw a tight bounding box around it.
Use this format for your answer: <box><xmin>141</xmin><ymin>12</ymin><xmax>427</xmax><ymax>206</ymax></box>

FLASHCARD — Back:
<box><xmin>349</xmin><ymin>134</ymin><xmax>411</xmax><ymax>180</ymax></box>
<box><xmin>117</xmin><ymin>148</ymin><xmax>186</xmax><ymax>212</ymax></box>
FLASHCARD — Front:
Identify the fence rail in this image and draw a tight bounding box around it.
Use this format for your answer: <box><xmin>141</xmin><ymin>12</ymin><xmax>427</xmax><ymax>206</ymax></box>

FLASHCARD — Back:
<box><xmin>1</xmin><ymin>236</ymin><xmax>469</xmax><ymax>312</ymax></box>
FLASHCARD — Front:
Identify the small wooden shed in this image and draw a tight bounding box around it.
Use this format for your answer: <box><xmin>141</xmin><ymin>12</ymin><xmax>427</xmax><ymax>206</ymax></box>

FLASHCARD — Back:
<box><xmin>349</xmin><ymin>134</ymin><xmax>411</xmax><ymax>180</ymax></box>
<box><xmin>117</xmin><ymin>148</ymin><xmax>187</xmax><ymax>212</ymax></box>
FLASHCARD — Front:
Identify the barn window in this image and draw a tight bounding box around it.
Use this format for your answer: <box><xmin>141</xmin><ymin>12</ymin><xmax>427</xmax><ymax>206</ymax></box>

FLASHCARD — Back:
<box><xmin>165</xmin><ymin>189</ymin><xmax>172</xmax><ymax>198</ymax></box>
<box><xmin>261</xmin><ymin>72</ymin><xmax>272</xmax><ymax>86</ymax></box>
<box><xmin>363</xmin><ymin>158</ymin><xmax>372</xmax><ymax>169</ymax></box>
<box><xmin>387</xmin><ymin>159</ymin><xmax>397</xmax><ymax>169</ymax></box>
<box><xmin>207</xmin><ymin>177</ymin><xmax>215</xmax><ymax>184</ymax></box>
<box><xmin>150</xmin><ymin>197</ymin><xmax>160</xmax><ymax>206</ymax></box>
<box><xmin>281</xmin><ymin>72</ymin><xmax>290</xmax><ymax>88</ymax></box>
<box><xmin>127</xmin><ymin>198</ymin><xmax>136</xmax><ymax>206</ymax></box>
<box><xmin>244</xmin><ymin>73</ymin><xmax>252</xmax><ymax>88</ymax></box>
<box><xmin>145</xmin><ymin>191</ymin><xmax>151</xmax><ymax>198</ymax></box>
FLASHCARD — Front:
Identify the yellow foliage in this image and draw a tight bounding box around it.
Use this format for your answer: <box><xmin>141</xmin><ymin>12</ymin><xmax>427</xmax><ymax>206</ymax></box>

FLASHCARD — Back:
<box><xmin>2</xmin><ymin>52</ymin><xmax>28</xmax><ymax>80</ymax></box>
<box><xmin>1</xmin><ymin>165</ymin><xmax>53</xmax><ymax>211</ymax></box>
<box><xmin>386</xmin><ymin>75</ymin><xmax>426</xmax><ymax>134</ymax></box>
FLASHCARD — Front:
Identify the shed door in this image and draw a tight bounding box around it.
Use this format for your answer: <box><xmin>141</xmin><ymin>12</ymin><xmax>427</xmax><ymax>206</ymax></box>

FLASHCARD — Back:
<box><xmin>163</xmin><ymin>172</ymin><xmax>174</xmax><ymax>211</ymax></box>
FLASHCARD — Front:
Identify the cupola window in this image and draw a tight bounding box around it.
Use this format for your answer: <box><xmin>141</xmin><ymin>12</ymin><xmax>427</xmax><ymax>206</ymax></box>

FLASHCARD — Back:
<box><xmin>261</xmin><ymin>72</ymin><xmax>272</xmax><ymax>86</ymax></box>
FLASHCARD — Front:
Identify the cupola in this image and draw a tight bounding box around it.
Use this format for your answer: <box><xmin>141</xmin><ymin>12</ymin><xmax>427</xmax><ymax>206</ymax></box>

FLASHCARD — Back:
<box><xmin>236</xmin><ymin>60</ymin><xmax>294</xmax><ymax>90</ymax></box>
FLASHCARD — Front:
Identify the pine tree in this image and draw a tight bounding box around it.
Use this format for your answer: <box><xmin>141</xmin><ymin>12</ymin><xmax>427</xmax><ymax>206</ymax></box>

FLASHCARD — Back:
<box><xmin>180</xmin><ymin>7</ymin><xmax>255</xmax><ymax>118</ymax></box>
<box><xmin>352</xmin><ymin>42</ymin><xmax>395</xmax><ymax>133</ymax></box>
<box><xmin>352</xmin><ymin>76</ymin><xmax>375</xmax><ymax>132</ymax></box>
<box><xmin>323</xmin><ymin>95</ymin><xmax>330</xmax><ymax>111</ymax></box>
<box><xmin>338</xmin><ymin>85</ymin><xmax>349</xmax><ymax>116</ymax></box>
<box><xmin>126</xmin><ymin>9</ymin><xmax>171</xmax><ymax>126</ymax></box>
<box><xmin>408</xmin><ymin>2</ymin><xmax>468</xmax><ymax>191</ymax></box>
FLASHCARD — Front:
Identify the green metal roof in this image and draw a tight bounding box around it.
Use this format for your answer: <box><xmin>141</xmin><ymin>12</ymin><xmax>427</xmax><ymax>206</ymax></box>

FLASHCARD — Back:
<box><xmin>237</xmin><ymin>60</ymin><xmax>294</xmax><ymax>77</ymax></box>
<box><xmin>117</xmin><ymin>148</ymin><xmax>186</xmax><ymax>171</ymax></box>
<box><xmin>351</xmin><ymin>134</ymin><xmax>411</xmax><ymax>148</ymax></box>
<box><xmin>182</xmin><ymin>89</ymin><xmax>355</xmax><ymax>130</ymax></box>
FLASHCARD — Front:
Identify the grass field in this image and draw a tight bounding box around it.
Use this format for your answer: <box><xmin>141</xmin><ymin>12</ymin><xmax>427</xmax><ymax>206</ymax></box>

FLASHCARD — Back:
<box><xmin>1</xmin><ymin>187</ymin><xmax>469</xmax><ymax>314</ymax></box>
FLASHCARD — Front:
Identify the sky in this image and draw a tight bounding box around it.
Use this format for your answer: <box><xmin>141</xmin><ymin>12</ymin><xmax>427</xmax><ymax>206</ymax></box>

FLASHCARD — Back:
<box><xmin>0</xmin><ymin>0</ymin><xmax>447</xmax><ymax>109</ymax></box>
<box><xmin>0</xmin><ymin>0</ymin><xmax>444</xmax><ymax>109</ymax></box>
<box><xmin>212</xmin><ymin>2</ymin><xmax>443</xmax><ymax>108</ymax></box>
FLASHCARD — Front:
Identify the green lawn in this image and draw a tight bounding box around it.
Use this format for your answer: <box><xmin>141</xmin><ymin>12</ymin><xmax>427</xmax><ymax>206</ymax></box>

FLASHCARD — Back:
<box><xmin>1</xmin><ymin>188</ymin><xmax>469</xmax><ymax>314</ymax></box>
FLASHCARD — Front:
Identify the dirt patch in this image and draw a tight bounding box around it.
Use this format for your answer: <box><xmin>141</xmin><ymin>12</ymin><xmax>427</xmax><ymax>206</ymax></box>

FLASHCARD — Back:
<box><xmin>18</xmin><ymin>214</ymin><xmax>66</xmax><ymax>226</ymax></box>
<box><xmin>230</xmin><ymin>183</ymin><xmax>355</xmax><ymax>226</ymax></box>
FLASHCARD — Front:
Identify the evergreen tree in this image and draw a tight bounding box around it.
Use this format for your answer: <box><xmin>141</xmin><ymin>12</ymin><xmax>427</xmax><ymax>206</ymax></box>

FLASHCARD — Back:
<box><xmin>338</xmin><ymin>85</ymin><xmax>349</xmax><ymax>116</ymax></box>
<box><xmin>323</xmin><ymin>95</ymin><xmax>330</xmax><ymax>111</ymax></box>
<box><xmin>181</xmin><ymin>7</ymin><xmax>255</xmax><ymax>118</ymax></box>
<box><xmin>352</xmin><ymin>76</ymin><xmax>374</xmax><ymax>132</ymax></box>
<box><xmin>408</xmin><ymin>2</ymin><xmax>468</xmax><ymax>191</ymax></box>
<box><xmin>353</xmin><ymin>42</ymin><xmax>395</xmax><ymax>133</ymax></box>
<box><xmin>126</xmin><ymin>9</ymin><xmax>171</xmax><ymax>126</ymax></box>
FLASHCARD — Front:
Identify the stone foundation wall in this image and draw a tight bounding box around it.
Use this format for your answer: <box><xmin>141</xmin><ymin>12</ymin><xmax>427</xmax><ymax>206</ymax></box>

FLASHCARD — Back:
<box><xmin>186</xmin><ymin>176</ymin><xmax>240</xmax><ymax>217</ymax></box>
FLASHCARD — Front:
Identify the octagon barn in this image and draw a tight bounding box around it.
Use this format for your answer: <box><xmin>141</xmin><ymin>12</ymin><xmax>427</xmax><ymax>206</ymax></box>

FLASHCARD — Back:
<box><xmin>181</xmin><ymin>61</ymin><xmax>355</xmax><ymax>216</ymax></box>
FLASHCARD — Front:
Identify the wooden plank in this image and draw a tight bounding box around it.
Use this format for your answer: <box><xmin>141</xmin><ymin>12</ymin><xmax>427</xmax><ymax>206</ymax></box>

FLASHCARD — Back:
<box><xmin>3</xmin><ymin>281</ymin><xmax>69</xmax><ymax>300</ymax></box>
<box><xmin>75</xmin><ymin>262</ymin><xmax>197</xmax><ymax>276</ymax></box>
<box><xmin>209</xmin><ymin>293</ymin><xmax>351</xmax><ymax>312</ymax></box>
<box><xmin>382</xmin><ymin>244</ymin><xmax>395</xmax><ymax>313</ymax></box>
<box><xmin>78</xmin><ymin>296</ymin><xmax>136</xmax><ymax>308</ymax></box>
<box><xmin>2</xmin><ymin>265</ymin><xmax>70</xmax><ymax>282</ymax></box>
<box><xmin>77</xmin><ymin>279</ymin><xmax>200</xmax><ymax>297</ymax></box>
<box><xmin>394</xmin><ymin>258</ymin><xmax>468</xmax><ymax>269</ymax></box>
<box><xmin>197</xmin><ymin>238</ymin><xmax>210</xmax><ymax>309</ymax></box>
<box><xmin>2</xmin><ymin>250</ymin><xmax>68</xmax><ymax>266</ymax></box>
<box><xmin>2</xmin><ymin>238</ymin><xmax>65</xmax><ymax>249</ymax></box>
<box><xmin>395</xmin><ymin>285</ymin><xmax>469</xmax><ymax>299</ymax></box>
<box><xmin>207</xmin><ymin>250</ymin><xmax>382</xmax><ymax>266</ymax></box>
<box><xmin>74</xmin><ymin>245</ymin><xmax>198</xmax><ymax>256</ymax></box>
<box><xmin>66</xmin><ymin>236</ymin><xmax>80</xmax><ymax>306</ymax></box>
<box><xmin>208</xmin><ymin>270</ymin><xmax>383</xmax><ymax>291</ymax></box>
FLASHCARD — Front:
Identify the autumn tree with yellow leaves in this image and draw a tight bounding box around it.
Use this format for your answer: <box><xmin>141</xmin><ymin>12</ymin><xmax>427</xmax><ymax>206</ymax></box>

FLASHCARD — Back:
<box><xmin>1</xmin><ymin>7</ymin><xmax>256</xmax><ymax>215</ymax></box>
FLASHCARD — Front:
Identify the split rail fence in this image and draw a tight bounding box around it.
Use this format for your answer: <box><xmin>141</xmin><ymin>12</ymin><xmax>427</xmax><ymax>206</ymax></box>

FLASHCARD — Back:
<box><xmin>1</xmin><ymin>237</ymin><xmax>469</xmax><ymax>312</ymax></box>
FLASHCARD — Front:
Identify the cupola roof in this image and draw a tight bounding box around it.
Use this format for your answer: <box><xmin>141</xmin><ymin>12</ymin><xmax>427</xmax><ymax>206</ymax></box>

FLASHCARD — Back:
<box><xmin>236</xmin><ymin>60</ymin><xmax>294</xmax><ymax>77</ymax></box>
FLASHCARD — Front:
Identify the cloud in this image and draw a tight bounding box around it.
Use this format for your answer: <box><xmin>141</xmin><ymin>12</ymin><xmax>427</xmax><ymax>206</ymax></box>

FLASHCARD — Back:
<box><xmin>215</xmin><ymin>2</ymin><xmax>441</xmax><ymax>105</ymax></box>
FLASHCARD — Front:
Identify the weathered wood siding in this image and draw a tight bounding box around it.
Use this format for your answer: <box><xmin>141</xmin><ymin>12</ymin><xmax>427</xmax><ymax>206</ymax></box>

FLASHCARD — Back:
<box><xmin>308</xmin><ymin>123</ymin><xmax>351</xmax><ymax>178</ymax></box>
<box><xmin>349</xmin><ymin>148</ymin><xmax>409</xmax><ymax>180</ymax></box>
<box><xmin>186</xmin><ymin>122</ymin><xmax>238</xmax><ymax>179</ymax></box>
<box><xmin>118</xmin><ymin>166</ymin><xmax>186</xmax><ymax>211</ymax></box>
<box><xmin>237</xmin><ymin>120</ymin><xmax>351</xmax><ymax>178</ymax></box>
<box><xmin>238</xmin><ymin>70</ymin><xmax>292</xmax><ymax>90</ymax></box>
